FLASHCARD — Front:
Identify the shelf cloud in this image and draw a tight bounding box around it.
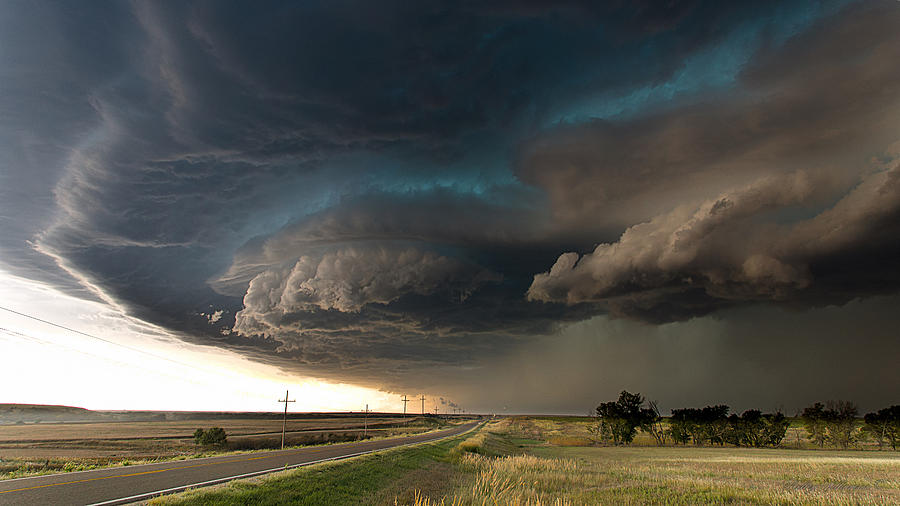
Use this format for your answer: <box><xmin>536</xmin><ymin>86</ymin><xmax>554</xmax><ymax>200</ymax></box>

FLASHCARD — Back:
<box><xmin>2</xmin><ymin>0</ymin><xmax>899</xmax><ymax>411</ymax></box>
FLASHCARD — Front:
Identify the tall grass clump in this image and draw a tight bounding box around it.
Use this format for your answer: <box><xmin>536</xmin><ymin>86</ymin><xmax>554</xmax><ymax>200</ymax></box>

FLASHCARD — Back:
<box><xmin>453</xmin><ymin>453</ymin><xmax>575</xmax><ymax>505</ymax></box>
<box><xmin>449</xmin><ymin>433</ymin><xmax>487</xmax><ymax>460</ymax></box>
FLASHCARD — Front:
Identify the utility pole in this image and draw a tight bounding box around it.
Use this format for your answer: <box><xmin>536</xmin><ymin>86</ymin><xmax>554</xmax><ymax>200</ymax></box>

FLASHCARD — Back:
<box><xmin>420</xmin><ymin>395</ymin><xmax>426</xmax><ymax>415</ymax></box>
<box><xmin>364</xmin><ymin>404</ymin><xmax>368</xmax><ymax>438</ymax></box>
<box><xmin>401</xmin><ymin>395</ymin><xmax>409</xmax><ymax>415</ymax></box>
<box><xmin>278</xmin><ymin>390</ymin><xmax>295</xmax><ymax>450</ymax></box>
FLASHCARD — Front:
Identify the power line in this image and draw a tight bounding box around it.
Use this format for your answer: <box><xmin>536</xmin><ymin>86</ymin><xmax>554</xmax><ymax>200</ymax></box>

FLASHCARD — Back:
<box><xmin>0</xmin><ymin>326</ymin><xmax>170</xmax><ymax>373</ymax></box>
<box><xmin>0</xmin><ymin>306</ymin><xmax>280</xmax><ymax>401</ymax></box>
<box><xmin>0</xmin><ymin>304</ymin><xmax>216</xmax><ymax>373</ymax></box>
<box><xmin>0</xmin><ymin>327</ymin><xmax>41</xmax><ymax>343</ymax></box>
<box><xmin>0</xmin><ymin>326</ymin><xmax>221</xmax><ymax>390</ymax></box>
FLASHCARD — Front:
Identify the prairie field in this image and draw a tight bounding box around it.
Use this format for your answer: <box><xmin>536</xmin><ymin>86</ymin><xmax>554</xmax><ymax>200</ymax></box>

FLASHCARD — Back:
<box><xmin>0</xmin><ymin>417</ymin><xmax>409</xmax><ymax>442</ymax></box>
<box><xmin>0</xmin><ymin>414</ymin><xmax>443</xmax><ymax>478</ymax></box>
<box><xmin>461</xmin><ymin>439</ymin><xmax>900</xmax><ymax>504</ymax></box>
<box><xmin>449</xmin><ymin>418</ymin><xmax>900</xmax><ymax>505</ymax></box>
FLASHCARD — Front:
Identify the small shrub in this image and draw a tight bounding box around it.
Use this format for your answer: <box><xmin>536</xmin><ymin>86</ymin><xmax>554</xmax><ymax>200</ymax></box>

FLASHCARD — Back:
<box><xmin>62</xmin><ymin>461</ymin><xmax>85</xmax><ymax>472</ymax></box>
<box><xmin>193</xmin><ymin>427</ymin><xmax>227</xmax><ymax>446</ymax></box>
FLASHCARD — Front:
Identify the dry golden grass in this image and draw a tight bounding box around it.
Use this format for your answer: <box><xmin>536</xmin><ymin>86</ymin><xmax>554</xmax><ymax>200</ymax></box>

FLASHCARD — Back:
<box><xmin>406</xmin><ymin>418</ymin><xmax>900</xmax><ymax>505</ymax></box>
<box><xmin>546</xmin><ymin>436</ymin><xmax>592</xmax><ymax>447</ymax></box>
<box><xmin>453</xmin><ymin>433</ymin><xmax>487</xmax><ymax>455</ymax></box>
<box><xmin>526</xmin><ymin>445</ymin><xmax>900</xmax><ymax>504</ymax></box>
<box><xmin>404</xmin><ymin>453</ymin><xmax>576</xmax><ymax>505</ymax></box>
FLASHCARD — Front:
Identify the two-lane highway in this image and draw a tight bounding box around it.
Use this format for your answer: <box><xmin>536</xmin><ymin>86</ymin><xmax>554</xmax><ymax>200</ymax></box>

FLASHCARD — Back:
<box><xmin>0</xmin><ymin>421</ymin><xmax>479</xmax><ymax>505</ymax></box>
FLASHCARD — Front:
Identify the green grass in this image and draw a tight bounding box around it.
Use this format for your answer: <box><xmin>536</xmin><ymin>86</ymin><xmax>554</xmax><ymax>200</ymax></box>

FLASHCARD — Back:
<box><xmin>150</xmin><ymin>428</ymin><xmax>479</xmax><ymax>506</ymax></box>
<box><xmin>0</xmin><ymin>456</ymin><xmax>169</xmax><ymax>480</ymax></box>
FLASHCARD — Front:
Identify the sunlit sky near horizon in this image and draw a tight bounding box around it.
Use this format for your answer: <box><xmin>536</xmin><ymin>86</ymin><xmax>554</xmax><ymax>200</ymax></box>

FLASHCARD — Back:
<box><xmin>1</xmin><ymin>0</ymin><xmax>899</xmax><ymax>415</ymax></box>
<box><xmin>0</xmin><ymin>272</ymin><xmax>400</xmax><ymax>413</ymax></box>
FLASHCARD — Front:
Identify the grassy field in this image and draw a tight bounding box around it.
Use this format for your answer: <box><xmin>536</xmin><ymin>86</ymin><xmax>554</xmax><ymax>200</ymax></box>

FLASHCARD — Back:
<box><xmin>0</xmin><ymin>415</ymin><xmax>446</xmax><ymax>479</ymax></box>
<box><xmin>0</xmin><ymin>416</ymin><xmax>419</xmax><ymax>442</ymax></box>
<box><xmin>152</xmin><ymin>417</ymin><xmax>900</xmax><ymax>505</ymax></box>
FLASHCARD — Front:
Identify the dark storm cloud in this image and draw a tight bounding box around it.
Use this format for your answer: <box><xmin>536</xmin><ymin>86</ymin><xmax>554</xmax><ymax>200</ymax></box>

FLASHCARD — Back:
<box><xmin>12</xmin><ymin>0</ymin><xmax>747</xmax><ymax>334</ymax></box>
<box><xmin>0</xmin><ymin>1</ymin><xmax>138</xmax><ymax>298</ymax></box>
<box><xmin>1</xmin><ymin>0</ymin><xmax>898</xmax><ymax>408</ymax></box>
<box><xmin>529</xmin><ymin>166</ymin><xmax>900</xmax><ymax>322</ymax></box>
<box><xmin>211</xmin><ymin>187</ymin><xmax>554</xmax><ymax>293</ymax></box>
<box><xmin>517</xmin><ymin>0</ymin><xmax>900</xmax><ymax>233</ymax></box>
<box><xmin>527</xmin><ymin>0</ymin><xmax>900</xmax><ymax>322</ymax></box>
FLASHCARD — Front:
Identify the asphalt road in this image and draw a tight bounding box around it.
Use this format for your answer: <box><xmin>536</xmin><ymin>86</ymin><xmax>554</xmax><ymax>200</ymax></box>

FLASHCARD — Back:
<box><xmin>0</xmin><ymin>421</ymin><xmax>479</xmax><ymax>505</ymax></box>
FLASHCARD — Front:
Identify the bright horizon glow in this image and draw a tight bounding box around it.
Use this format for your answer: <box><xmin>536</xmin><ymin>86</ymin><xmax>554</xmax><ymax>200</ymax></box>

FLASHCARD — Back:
<box><xmin>0</xmin><ymin>271</ymin><xmax>413</xmax><ymax>413</ymax></box>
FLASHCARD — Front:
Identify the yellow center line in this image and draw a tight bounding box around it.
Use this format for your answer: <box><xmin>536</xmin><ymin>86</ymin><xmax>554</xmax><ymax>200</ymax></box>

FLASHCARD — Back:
<box><xmin>0</xmin><ymin>428</ymin><xmax>465</xmax><ymax>496</ymax></box>
<box><xmin>0</xmin><ymin>447</ymin><xmax>328</xmax><ymax>495</ymax></box>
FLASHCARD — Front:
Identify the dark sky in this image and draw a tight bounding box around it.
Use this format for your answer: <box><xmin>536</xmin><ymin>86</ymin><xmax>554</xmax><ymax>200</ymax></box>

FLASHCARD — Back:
<box><xmin>1</xmin><ymin>0</ymin><xmax>899</xmax><ymax>413</ymax></box>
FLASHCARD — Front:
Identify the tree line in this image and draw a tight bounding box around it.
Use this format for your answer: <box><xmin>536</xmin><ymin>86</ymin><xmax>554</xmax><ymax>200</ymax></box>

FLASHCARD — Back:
<box><xmin>593</xmin><ymin>391</ymin><xmax>899</xmax><ymax>449</ymax></box>
<box><xmin>802</xmin><ymin>402</ymin><xmax>900</xmax><ymax>450</ymax></box>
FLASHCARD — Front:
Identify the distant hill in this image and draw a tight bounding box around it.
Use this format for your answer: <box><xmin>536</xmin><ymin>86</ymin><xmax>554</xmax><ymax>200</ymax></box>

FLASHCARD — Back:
<box><xmin>0</xmin><ymin>404</ymin><xmax>100</xmax><ymax>423</ymax></box>
<box><xmin>0</xmin><ymin>404</ymin><xmax>422</xmax><ymax>424</ymax></box>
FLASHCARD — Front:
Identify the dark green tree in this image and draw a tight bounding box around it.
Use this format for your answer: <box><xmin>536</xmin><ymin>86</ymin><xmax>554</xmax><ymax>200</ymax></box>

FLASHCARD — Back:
<box><xmin>823</xmin><ymin>401</ymin><xmax>858</xmax><ymax>449</ymax></box>
<box><xmin>639</xmin><ymin>400</ymin><xmax>668</xmax><ymax>446</ymax></box>
<box><xmin>803</xmin><ymin>401</ymin><xmax>859</xmax><ymax>448</ymax></box>
<box><xmin>668</xmin><ymin>409</ymin><xmax>694</xmax><ymax>445</ymax></box>
<box><xmin>760</xmin><ymin>412</ymin><xmax>790</xmax><ymax>447</ymax></box>
<box><xmin>668</xmin><ymin>406</ymin><xmax>729</xmax><ymax>445</ymax></box>
<box><xmin>863</xmin><ymin>405</ymin><xmax>900</xmax><ymax>450</ymax></box>
<box><xmin>595</xmin><ymin>390</ymin><xmax>652</xmax><ymax>445</ymax></box>
<box><xmin>725</xmin><ymin>410</ymin><xmax>789</xmax><ymax>447</ymax></box>
<box><xmin>699</xmin><ymin>405</ymin><xmax>730</xmax><ymax>445</ymax></box>
<box><xmin>801</xmin><ymin>402</ymin><xmax>828</xmax><ymax>447</ymax></box>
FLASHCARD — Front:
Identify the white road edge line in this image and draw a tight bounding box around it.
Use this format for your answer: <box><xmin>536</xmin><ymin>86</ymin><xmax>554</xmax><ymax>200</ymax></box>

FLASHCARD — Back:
<box><xmin>0</xmin><ymin>444</ymin><xmax>319</xmax><ymax>484</ymax></box>
<box><xmin>0</xmin><ymin>427</ymin><xmax>453</xmax><ymax>484</ymax></box>
<box><xmin>86</xmin><ymin>422</ymin><xmax>481</xmax><ymax>506</ymax></box>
